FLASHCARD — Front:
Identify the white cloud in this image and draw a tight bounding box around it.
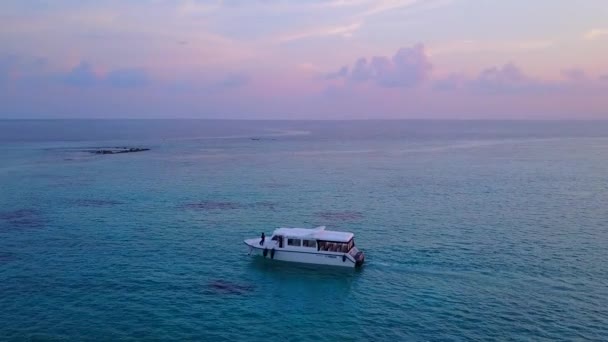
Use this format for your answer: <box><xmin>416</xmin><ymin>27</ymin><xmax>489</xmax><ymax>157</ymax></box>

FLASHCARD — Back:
<box><xmin>327</xmin><ymin>44</ymin><xmax>433</xmax><ymax>88</ymax></box>
<box><xmin>357</xmin><ymin>0</ymin><xmax>420</xmax><ymax>17</ymax></box>
<box><xmin>431</xmin><ymin>39</ymin><xmax>554</xmax><ymax>55</ymax></box>
<box><xmin>584</xmin><ymin>28</ymin><xmax>608</xmax><ymax>41</ymax></box>
<box><xmin>270</xmin><ymin>0</ymin><xmax>452</xmax><ymax>45</ymax></box>
<box><xmin>276</xmin><ymin>22</ymin><xmax>363</xmax><ymax>43</ymax></box>
<box><xmin>175</xmin><ymin>0</ymin><xmax>223</xmax><ymax>16</ymax></box>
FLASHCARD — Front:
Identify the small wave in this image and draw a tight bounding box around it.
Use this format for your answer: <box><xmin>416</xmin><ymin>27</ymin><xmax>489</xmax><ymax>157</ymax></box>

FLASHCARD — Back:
<box><xmin>374</xmin><ymin>262</ymin><xmax>394</xmax><ymax>267</ymax></box>
<box><xmin>260</xmin><ymin>129</ymin><xmax>311</xmax><ymax>137</ymax></box>
<box><xmin>291</xmin><ymin>149</ymin><xmax>376</xmax><ymax>156</ymax></box>
<box><xmin>168</xmin><ymin>129</ymin><xmax>311</xmax><ymax>141</ymax></box>
<box><xmin>395</xmin><ymin>137</ymin><xmax>592</xmax><ymax>154</ymax></box>
<box><xmin>396</xmin><ymin>140</ymin><xmax>508</xmax><ymax>154</ymax></box>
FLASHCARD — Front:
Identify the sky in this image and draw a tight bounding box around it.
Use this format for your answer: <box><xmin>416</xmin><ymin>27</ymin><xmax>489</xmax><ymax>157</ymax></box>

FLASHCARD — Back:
<box><xmin>1</xmin><ymin>0</ymin><xmax>607</xmax><ymax>119</ymax></box>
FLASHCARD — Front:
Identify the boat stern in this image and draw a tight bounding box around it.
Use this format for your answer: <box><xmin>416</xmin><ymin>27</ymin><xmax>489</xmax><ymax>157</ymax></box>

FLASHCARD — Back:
<box><xmin>354</xmin><ymin>251</ymin><xmax>365</xmax><ymax>267</ymax></box>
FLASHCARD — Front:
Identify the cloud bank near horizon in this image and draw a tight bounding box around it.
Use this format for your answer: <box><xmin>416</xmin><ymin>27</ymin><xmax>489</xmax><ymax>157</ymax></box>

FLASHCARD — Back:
<box><xmin>1</xmin><ymin>0</ymin><xmax>607</xmax><ymax>119</ymax></box>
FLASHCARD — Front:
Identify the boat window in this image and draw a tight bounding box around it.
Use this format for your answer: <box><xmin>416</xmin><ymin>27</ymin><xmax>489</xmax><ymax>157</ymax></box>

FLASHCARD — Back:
<box><xmin>318</xmin><ymin>241</ymin><xmax>347</xmax><ymax>251</ymax></box>
<box><xmin>318</xmin><ymin>241</ymin><xmax>326</xmax><ymax>250</ymax></box>
<box><xmin>303</xmin><ymin>240</ymin><xmax>316</xmax><ymax>248</ymax></box>
<box><xmin>287</xmin><ymin>238</ymin><xmax>301</xmax><ymax>247</ymax></box>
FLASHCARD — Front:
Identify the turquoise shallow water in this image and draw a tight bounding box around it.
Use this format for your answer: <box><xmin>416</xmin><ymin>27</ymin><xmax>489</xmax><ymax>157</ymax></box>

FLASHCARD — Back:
<box><xmin>1</xmin><ymin>120</ymin><xmax>607</xmax><ymax>341</ymax></box>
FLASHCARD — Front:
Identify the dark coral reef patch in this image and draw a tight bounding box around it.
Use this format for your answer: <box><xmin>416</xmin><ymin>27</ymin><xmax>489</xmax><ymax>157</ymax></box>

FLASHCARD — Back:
<box><xmin>72</xmin><ymin>199</ymin><xmax>124</xmax><ymax>207</ymax></box>
<box><xmin>181</xmin><ymin>201</ymin><xmax>278</xmax><ymax>211</ymax></box>
<box><xmin>205</xmin><ymin>280</ymin><xmax>255</xmax><ymax>295</ymax></box>
<box><xmin>181</xmin><ymin>201</ymin><xmax>242</xmax><ymax>210</ymax></box>
<box><xmin>0</xmin><ymin>209</ymin><xmax>46</xmax><ymax>229</ymax></box>
<box><xmin>249</xmin><ymin>201</ymin><xmax>277</xmax><ymax>211</ymax></box>
<box><xmin>0</xmin><ymin>252</ymin><xmax>15</xmax><ymax>263</ymax></box>
<box><xmin>85</xmin><ymin>147</ymin><xmax>150</xmax><ymax>155</ymax></box>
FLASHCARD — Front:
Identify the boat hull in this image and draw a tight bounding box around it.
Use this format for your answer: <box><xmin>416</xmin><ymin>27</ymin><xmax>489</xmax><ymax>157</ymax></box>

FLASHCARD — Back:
<box><xmin>245</xmin><ymin>242</ymin><xmax>359</xmax><ymax>268</ymax></box>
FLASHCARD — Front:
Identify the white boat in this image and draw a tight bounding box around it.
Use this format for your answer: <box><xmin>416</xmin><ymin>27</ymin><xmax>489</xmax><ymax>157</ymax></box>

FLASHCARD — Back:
<box><xmin>244</xmin><ymin>226</ymin><xmax>365</xmax><ymax>268</ymax></box>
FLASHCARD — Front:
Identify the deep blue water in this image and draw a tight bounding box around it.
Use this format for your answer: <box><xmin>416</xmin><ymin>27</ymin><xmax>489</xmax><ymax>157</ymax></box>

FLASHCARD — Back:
<box><xmin>1</xmin><ymin>120</ymin><xmax>607</xmax><ymax>341</ymax></box>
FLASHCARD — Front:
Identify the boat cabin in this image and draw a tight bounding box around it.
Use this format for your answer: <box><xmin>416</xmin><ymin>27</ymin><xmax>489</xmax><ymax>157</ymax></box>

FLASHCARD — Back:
<box><xmin>269</xmin><ymin>226</ymin><xmax>356</xmax><ymax>253</ymax></box>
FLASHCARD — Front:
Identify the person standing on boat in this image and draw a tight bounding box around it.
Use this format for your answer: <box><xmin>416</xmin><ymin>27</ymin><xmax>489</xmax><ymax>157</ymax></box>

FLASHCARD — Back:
<box><xmin>260</xmin><ymin>232</ymin><xmax>265</xmax><ymax>246</ymax></box>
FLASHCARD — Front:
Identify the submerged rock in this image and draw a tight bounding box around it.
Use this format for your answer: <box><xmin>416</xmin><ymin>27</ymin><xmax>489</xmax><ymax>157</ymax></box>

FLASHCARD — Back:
<box><xmin>181</xmin><ymin>201</ymin><xmax>241</xmax><ymax>210</ymax></box>
<box><xmin>0</xmin><ymin>252</ymin><xmax>15</xmax><ymax>263</ymax></box>
<box><xmin>249</xmin><ymin>201</ymin><xmax>277</xmax><ymax>211</ymax></box>
<box><xmin>261</xmin><ymin>183</ymin><xmax>289</xmax><ymax>189</ymax></box>
<box><xmin>181</xmin><ymin>200</ymin><xmax>277</xmax><ymax>211</ymax></box>
<box><xmin>205</xmin><ymin>280</ymin><xmax>255</xmax><ymax>295</ymax></box>
<box><xmin>72</xmin><ymin>199</ymin><xmax>124</xmax><ymax>207</ymax></box>
<box><xmin>0</xmin><ymin>209</ymin><xmax>46</xmax><ymax>229</ymax></box>
<box><xmin>86</xmin><ymin>147</ymin><xmax>150</xmax><ymax>155</ymax></box>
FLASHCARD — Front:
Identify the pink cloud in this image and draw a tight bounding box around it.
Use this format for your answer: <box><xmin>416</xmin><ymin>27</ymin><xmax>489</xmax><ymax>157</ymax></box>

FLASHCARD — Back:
<box><xmin>433</xmin><ymin>73</ymin><xmax>466</xmax><ymax>90</ymax></box>
<box><xmin>3</xmin><ymin>48</ymin><xmax>608</xmax><ymax>119</ymax></box>
<box><xmin>433</xmin><ymin>63</ymin><xmax>563</xmax><ymax>95</ymax></box>
<box><xmin>561</xmin><ymin>68</ymin><xmax>587</xmax><ymax>82</ymax></box>
<box><xmin>0</xmin><ymin>54</ymin><xmax>48</xmax><ymax>83</ymax></box>
<box><xmin>326</xmin><ymin>44</ymin><xmax>433</xmax><ymax>87</ymax></box>
<box><xmin>470</xmin><ymin>63</ymin><xmax>550</xmax><ymax>94</ymax></box>
<box><xmin>324</xmin><ymin>66</ymin><xmax>349</xmax><ymax>80</ymax></box>
<box><xmin>61</xmin><ymin>61</ymin><xmax>149</xmax><ymax>88</ymax></box>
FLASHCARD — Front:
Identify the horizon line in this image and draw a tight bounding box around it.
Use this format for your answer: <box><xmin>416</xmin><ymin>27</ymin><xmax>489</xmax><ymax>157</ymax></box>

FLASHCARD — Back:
<box><xmin>2</xmin><ymin>117</ymin><xmax>608</xmax><ymax>122</ymax></box>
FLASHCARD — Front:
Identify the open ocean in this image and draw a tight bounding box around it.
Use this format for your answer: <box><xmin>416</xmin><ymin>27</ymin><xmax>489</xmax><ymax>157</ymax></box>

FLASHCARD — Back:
<box><xmin>1</xmin><ymin>119</ymin><xmax>607</xmax><ymax>341</ymax></box>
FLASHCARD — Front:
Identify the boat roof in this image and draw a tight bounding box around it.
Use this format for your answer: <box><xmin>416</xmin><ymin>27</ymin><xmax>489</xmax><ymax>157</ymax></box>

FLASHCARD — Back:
<box><xmin>272</xmin><ymin>226</ymin><xmax>354</xmax><ymax>243</ymax></box>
